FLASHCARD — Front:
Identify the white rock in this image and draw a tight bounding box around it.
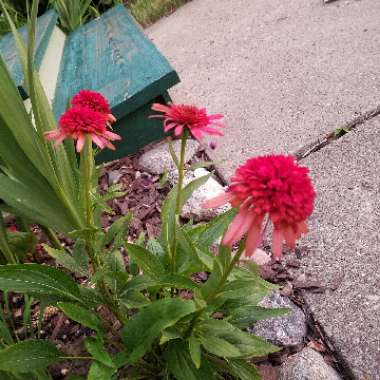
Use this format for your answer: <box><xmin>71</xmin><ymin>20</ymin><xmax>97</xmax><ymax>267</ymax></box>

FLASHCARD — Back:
<box><xmin>249</xmin><ymin>248</ymin><xmax>272</xmax><ymax>266</ymax></box>
<box><xmin>248</xmin><ymin>291</ymin><xmax>307</xmax><ymax>347</ymax></box>
<box><xmin>279</xmin><ymin>347</ymin><xmax>342</xmax><ymax>380</ymax></box>
<box><xmin>181</xmin><ymin>168</ymin><xmax>230</xmax><ymax>222</ymax></box>
<box><xmin>138</xmin><ymin>139</ymin><xmax>200</xmax><ymax>175</ymax></box>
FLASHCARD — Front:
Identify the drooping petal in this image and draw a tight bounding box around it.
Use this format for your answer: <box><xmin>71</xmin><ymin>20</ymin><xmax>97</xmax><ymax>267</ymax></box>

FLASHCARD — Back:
<box><xmin>223</xmin><ymin>208</ymin><xmax>254</xmax><ymax>247</ymax></box>
<box><xmin>245</xmin><ymin>221</ymin><xmax>263</xmax><ymax>257</ymax></box>
<box><xmin>107</xmin><ymin>114</ymin><xmax>117</xmax><ymax>123</ymax></box>
<box><xmin>103</xmin><ymin>131</ymin><xmax>122</xmax><ymax>141</ymax></box>
<box><xmin>189</xmin><ymin>128</ymin><xmax>204</xmax><ymax>141</ymax></box>
<box><xmin>91</xmin><ymin>134</ymin><xmax>107</xmax><ymax>149</ymax></box>
<box><xmin>151</xmin><ymin>103</ymin><xmax>172</xmax><ymax>113</ymax></box>
<box><xmin>174</xmin><ymin>125</ymin><xmax>184</xmax><ymax>137</ymax></box>
<box><xmin>203</xmin><ymin>192</ymin><xmax>234</xmax><ymax>208</ymax></box>
<box><xmin>164</xmin><ymin>122</ymin><xmax>178</xmax><ymax>132</ymax></box>
<box><xmin>76</xmin><ymin>134</ymin><xmax>86</xmax><ymax>152</ymax></box>
<box><xmin>272</xmin><ymin>229</ymin><xmax>284</xmax><ymax>261</ymax></box>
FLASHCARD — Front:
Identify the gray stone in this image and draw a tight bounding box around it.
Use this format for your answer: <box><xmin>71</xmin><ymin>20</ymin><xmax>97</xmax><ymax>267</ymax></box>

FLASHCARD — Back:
<box><xmin>279</xmin><ymin>347</ymin><xmax>341</xmax><ymax>380</ymax></box>
<box><xmin>148</xmin><ymin>0</ymin><xmax>380</xmax><ymax>179</ymax></box>
<box><xmin>292</xmin><ymin>117</ymin><xmax>380</xmax><ymax>380</ymax></box>
<box><xmin>138</xmin><ymin>139</ymin><xmax>200</xmax><ymax>175</ymax></box>
<box><xmin>181</xmin><ymin>168</ymin><xmax>229</xmax><ymax>221</ymax></box>
<box><xmin>249</xmin><ymin>291</ymin><xmax>307</xmax><ymax>347</ymax></box>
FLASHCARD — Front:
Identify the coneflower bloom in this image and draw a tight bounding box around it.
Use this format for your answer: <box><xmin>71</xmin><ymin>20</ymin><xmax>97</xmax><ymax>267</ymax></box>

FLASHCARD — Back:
<box><xmin>71</xmin><ymin>89</ymin><xmax>116</xmax><ymax>123</ymax></box>
<box><xmin>204</xmin><ymin>155</ymin><xmax>315</xmax><ymax>260</ymax></box>
<box><xmin>151</xmin><ymin>103</ymin><xmax>225</xmax><ymax>141</ymax></box>
<box><xmin>44</xmin><ymin>107</ymin><xmax>121</xmax><ymax>152</ymax></box>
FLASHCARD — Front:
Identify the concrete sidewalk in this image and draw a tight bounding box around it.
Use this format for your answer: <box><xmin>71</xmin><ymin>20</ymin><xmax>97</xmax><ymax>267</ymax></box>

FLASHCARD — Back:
<box><xmin>148</xmin><ymin>0</ymin><xmax>380</xmax><ymax>179</ymax></box>
<box><xmin>299</xmin><ymin>119</ymin><xmax>380</xmax><ymax>379</ymax></box>
<box><xmin>148</xmin><ymin>0</ymin><xmax>380</xmax><ymax>378</ymax></box>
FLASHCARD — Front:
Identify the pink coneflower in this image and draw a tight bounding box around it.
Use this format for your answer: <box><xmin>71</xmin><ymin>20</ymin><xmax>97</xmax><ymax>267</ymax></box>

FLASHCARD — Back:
<box><xmin>44</xmin><ymin>106</ymin><xmax>121</xmax><ymax>152</ymax></box>
<box><xmin>151</xmin><ymin>103</ymin><xmax>225</xmax><ymax>141</ymax></box>
<box><xmin>71</xmin><ymin>90</ymin><xmax>116</xmax><ymax>123</ymax></box>
<box><xmin>204</xmin><ymin>155</ymin><xmax>315</xmax><ymax>260</ymax></box>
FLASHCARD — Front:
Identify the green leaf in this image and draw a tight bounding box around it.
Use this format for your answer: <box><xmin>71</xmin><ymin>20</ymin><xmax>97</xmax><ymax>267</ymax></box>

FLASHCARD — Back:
<box><xmin>196</xmin><ymin>319</ymin><xmax>279</xmax><ymax>358</ymax></box>
<box><xmin>85</xmin><ymin>338</ymin><xmax>115</xmax><ymax>369</ymax></box>
<box><xmin>189</xmin><ymin>336</ymin><xmax>202</xmax><ymax>369</ymax></box>
<box><xmin>166</xmin><ymin>340</ymin><xmax>215</xmax><ymax>380</ymax></box>
<box><xmin>190</xmin><ymin>209</ymin><xmax>237</xmax><ymax>247</ymax></box>
<box><xmin>229</xmin><ymin>306</ymin><xmax>289</xmax><ymax>329</ymax></box>
<box><xmin>87</xmin><ymin>361</ymin><xmax>116</xmax><ymax>380</ymax></box>
<box><xmin>44</xmin><ymin>245</ymin><xmax>89</xmax><ymax>276</ymax></box>
<box><xmin>125</xmin><ymin>243</ymin><xmax>165</xmax><ymax>279</ymax></box>
<box><xmin>225</xmin><ymin>359</ymin><xmax>261</xmax><ymax>380</ymax></box>
<box><xmin>72</xmin><ymin>239</ymin><xmax>89</xmax><ymax>275</ymax></box>
<box><xmin>0</xmin><ymin>340</ymin><xmax>61</xmax><ymax>373</ymax></box>
<box><xmin>189</xmin><ymin>160</ymin><xmax>216</xmax><ymax>171</ymax></box>
<box><xmin>104</xmin><ymin>213</ymin><xmax>132</xmax><ymax>249</ymax></box>
<box><xmin>0</xmin><ymin>264</ymin><xmax>81</xmax><ymax>302</ymax></box>
<box><xmin>160</xmin><ymin>327</ymin><xmax>181</xmax><ymax>345</ymax></box>
<box><xmin>122</xmin><ymin>298</ymin><xmax>196</xmax><ymax>363</ymax></box>
<box><xmin>180</xmin><ymin>173</ymin><xmax>211</xmax><ymax>210</ymax></box>
<box><xmin>58</xmin><ymin>303</ymin><xmax>104</xmax><ymax>334</ymax></box>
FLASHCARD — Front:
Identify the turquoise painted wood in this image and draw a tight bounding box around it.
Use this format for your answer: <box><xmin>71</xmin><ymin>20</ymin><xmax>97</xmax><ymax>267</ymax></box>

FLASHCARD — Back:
<box><xmin>0</xmin><ymin>10</ymin><xmax>57</xmax><ymax>99</ymax></box>
<box><xmin>53</xmin><ymin>5</ymin><xmax>179</xmax><ymax>120</ymax></box>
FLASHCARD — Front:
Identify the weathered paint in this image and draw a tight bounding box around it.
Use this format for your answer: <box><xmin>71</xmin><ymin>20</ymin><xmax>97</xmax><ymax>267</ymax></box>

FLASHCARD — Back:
<box><xmin>53</xmin><ymin>5</ymin><xmax>179</xmax><ymax>120</ymax></box>
<box><xmin>0</xmin><ymin>10</ymin><xmax>58</xmax><ymax>98</ymax></box>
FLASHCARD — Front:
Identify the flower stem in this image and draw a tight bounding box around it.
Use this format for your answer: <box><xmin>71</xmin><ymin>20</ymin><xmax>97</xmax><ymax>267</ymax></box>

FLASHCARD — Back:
<box><xmin>170</xmin><ymin>130</ymin><xmax>189</xmax><ymax>279</ymax></box>
<box><xmin>80</xmin><ymin>137</ymin><xmax>126</xmax><ymax>325</ymax></box>
<box><xmin>184</xmin><ymin>242</ymin><xmax>246</xmax><ymax>338</ymax></box>
<box><xmin>175</xmin><ymin>130</ymin><xmax>189</xmax><ymax>215</ymax></box>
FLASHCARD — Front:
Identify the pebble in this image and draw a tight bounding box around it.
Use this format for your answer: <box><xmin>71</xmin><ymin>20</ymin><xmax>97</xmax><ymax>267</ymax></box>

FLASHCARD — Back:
<box><xmin>181</xmin><ymin>168</ymin><xmax>230</xmax><ymax>222</ymax></box>
<box><xmin>248</xmin><ymin>291</ymin><xmax>307</xmax><ymax>347</ymax></box>
<box><xmin>279</xmin><ymin>347</ymin><xmax>342</xmax><ymax>380</ymax></box>
<box><xmin>138</xmin><ymin>139</ymin><xmax>200</xmax><ymax>175</ymax></box>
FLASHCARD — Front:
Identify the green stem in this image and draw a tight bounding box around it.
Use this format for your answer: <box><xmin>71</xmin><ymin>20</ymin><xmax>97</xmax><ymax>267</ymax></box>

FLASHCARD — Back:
<box><xmin>170</xmin><ymin>131</ymin><xmax>189</xmax><ymax>279</ymax></box>
<box><xmin>184</xmin><ymin>243</ymin><xmax>246</xmax><ymax>338</ymax></box>
<box><xmin>175</xmin><ymin>130</ymin><xmax>189</xmax><ymax>215</ymax></box>
<box><xmin>81</xmin><ymin>137</ymin><xmax>95</xmax><ymax>228</ymax></box>
<box><xmin>79</xmin><ymin>138</ymin><xmax>126</xmax><ymax>325</ymax></box>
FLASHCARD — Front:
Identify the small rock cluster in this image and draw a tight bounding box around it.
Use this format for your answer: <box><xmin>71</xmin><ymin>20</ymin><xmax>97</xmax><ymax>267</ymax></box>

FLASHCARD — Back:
<box><xmin>138</xmin><ymin>139</ymin><xmax>228</xmax><ymax>222</ymax></box>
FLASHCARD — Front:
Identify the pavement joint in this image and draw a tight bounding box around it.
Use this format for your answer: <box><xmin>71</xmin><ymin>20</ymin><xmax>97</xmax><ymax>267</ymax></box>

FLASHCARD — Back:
<box><xmin>294</xmin><ymin>104</ymin><xmax>380</xmax><ymax>161</ymax></box>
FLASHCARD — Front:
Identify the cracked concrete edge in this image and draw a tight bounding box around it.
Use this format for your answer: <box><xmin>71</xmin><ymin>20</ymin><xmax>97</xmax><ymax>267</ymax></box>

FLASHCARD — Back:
<box><xmin>300</xmin><ymin>295</ymin><xmax>357</xmax><ymax>380</ymax></box>
<box><xmin>293</xmin><ymin>104</ymin><xmax>380</xmax><ymax>161</ymax></box>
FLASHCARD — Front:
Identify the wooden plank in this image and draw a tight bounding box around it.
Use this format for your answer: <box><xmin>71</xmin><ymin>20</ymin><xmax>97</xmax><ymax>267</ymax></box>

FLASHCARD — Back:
<box><xmin>53</xmin><ymin>5</ymin><xmax>179</xmax><ymax>119</ymax></box>
<box><xmin>95</xmin><ymin>93</ymin><xmax>171</xmax><ymax>164</ymax></box>
<box><xmin>0</xmin><ymin>10</ymin><xmax>58</xmax><ymax>98</ymax></box>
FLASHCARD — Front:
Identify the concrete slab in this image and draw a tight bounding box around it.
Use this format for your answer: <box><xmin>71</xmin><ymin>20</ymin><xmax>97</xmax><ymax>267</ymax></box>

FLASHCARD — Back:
<box><xmin>297</xmin><ymin>118</ymin><xmax>380</xmax><ymax>379</ymax></box>
<box><xmin>147</xmin><ymin>0</ymin><xmax>380</xmax><ymax>179</ymax></box>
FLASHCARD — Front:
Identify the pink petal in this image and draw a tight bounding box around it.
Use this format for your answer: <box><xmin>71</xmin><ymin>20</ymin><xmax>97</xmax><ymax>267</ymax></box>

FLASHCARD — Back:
<box><xmin>164</xmin><ymin>122</ymin><xmax>178</xmax><ymax>132</ymax></box>
<box><xmin>208</xmin><ymin>114</ymin><xmax>224</xmax><ymax>121</ymax></box>
<box><xmin>76</xmin><ymin>134</ymin><xmax>86</xmax><ymax>152</ymax></box>
<box><xmin>104</xmin><ymin>131</ymin><xmax>122</xmax><ymax>141</ymax></box>
<box><xmin>201</xmin><ymin>126</ymin><xmax>224</xmax><ymax>136</ymax></box>
<box><xmin>151</xmin><ymin>103</ymin><xmax>172</xmax><ymax>113</ymax></box>
<box><xmin>245</xmin><ymin>219</ymin><xmax>264</xmax><ymax>257</ymax></box>
<box><xmin>223</xmin><ymin>208</ymin><xmax>254</xmax><ymax>247</ymax></box>
<box><xmin>190</xmin><ymin>128</ymin><xmax>204</xmax><ymax>141</ymax></box>
<box><xmin>108</xmin><ymin>114</ymin><xmax>117</xmax><ymax>123</ymax></box>
<box><xmin>174</xmin><ymin>125</ymin><xmax>184</xmax><ymax>136</ymax></box>
<box><xmin>92</xmin><ymin>134</ymin><xmax>107</xmax><ymax>149</ymax></box>
<box><xmin>203</xmin><ymin>192</ymin><xmax>234</xmax><ymax>208</ymax></box>
<box><xmin>272</xmin><ymin>229</ymin><xmax>284</xmax><ymax>261</ymax></box>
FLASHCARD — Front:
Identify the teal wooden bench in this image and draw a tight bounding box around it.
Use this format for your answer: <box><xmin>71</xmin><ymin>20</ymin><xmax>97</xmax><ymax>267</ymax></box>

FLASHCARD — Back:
<box><xmin>0</xmin><ymin>5</ymin><xmax>180</xmax><ymax>163</ymax></box>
